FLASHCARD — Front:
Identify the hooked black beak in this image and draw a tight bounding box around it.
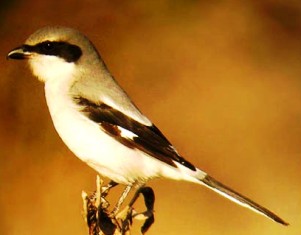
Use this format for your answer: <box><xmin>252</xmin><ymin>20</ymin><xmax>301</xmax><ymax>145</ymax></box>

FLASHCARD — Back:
<box><xmin>7</xmin><ymin>45</ymin><xmax>32</xmax><ymax>60</ymax></box>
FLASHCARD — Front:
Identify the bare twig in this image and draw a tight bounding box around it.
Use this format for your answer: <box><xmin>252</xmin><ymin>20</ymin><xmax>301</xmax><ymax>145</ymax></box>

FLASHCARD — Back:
<box><xmin>82</xmin><ymin>176</ymin><xmax>155</xmax><ymax>235</ymax></box>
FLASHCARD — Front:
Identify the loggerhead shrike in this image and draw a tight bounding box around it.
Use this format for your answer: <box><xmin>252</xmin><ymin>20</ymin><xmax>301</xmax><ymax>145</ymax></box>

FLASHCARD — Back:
<box><xmin>7</xmin><ymin>26</ymin><xmax>288</xmax><ymax>226</ymax></box>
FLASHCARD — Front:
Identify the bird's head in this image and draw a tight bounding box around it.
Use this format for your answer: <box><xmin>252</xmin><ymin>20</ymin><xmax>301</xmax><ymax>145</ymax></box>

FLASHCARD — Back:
<box><xmin>7</xmin><ymin>26</ymin><xmax>101</xmax><ymax>83</ymax></box>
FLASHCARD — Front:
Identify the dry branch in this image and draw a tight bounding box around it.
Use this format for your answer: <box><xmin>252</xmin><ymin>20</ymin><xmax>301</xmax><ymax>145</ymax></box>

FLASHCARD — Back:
<box><xmin>82</xmin><ymin>176</ymin><xmax>155</xmax><ymax>235</ymax></box>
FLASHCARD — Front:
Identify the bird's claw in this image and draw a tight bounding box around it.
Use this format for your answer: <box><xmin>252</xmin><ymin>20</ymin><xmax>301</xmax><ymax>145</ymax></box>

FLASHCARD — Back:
<box><xmin>82</xmin><ymin>176</ymin><xmax>155</xmax><ymax>234</ymax></box>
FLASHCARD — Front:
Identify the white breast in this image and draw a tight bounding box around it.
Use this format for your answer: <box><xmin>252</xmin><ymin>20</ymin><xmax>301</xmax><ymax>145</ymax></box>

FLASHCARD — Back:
<box><xmin>44</xmin><ymin>76</ymin><xmax>163</xmax><ymax>184</ymax></box>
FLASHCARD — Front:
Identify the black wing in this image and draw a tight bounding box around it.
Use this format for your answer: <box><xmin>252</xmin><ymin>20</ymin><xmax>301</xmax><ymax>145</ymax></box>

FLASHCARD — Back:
<box><xmin>73</xmin><ymin>96</ymin><xmax>196</xmax><ymax>171</ymax></box>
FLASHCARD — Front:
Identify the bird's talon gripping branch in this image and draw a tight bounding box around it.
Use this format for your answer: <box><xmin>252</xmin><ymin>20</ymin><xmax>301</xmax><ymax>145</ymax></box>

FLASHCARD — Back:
<box><xmin>82</xmin><ymin>177</ymin><xmax>155</xmax><ymax>234</ymax></box>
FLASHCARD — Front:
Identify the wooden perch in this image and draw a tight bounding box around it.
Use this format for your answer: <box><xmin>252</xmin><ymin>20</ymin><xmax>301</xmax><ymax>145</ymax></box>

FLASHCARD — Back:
<box><xmin>82</xmin><ymin>176</ymin><xmax>155</xmax><ymax>235</ymax></box>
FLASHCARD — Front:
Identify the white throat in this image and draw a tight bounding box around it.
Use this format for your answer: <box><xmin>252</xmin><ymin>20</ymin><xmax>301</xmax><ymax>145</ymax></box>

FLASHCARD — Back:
<box><xmin>29</xmin><ymin>55</ymin><xmax>76</xmax><ymax>83</ymax></box>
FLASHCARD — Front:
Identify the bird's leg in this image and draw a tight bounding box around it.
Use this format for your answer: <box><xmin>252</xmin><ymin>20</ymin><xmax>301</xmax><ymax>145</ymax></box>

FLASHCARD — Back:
<box><xmin>111</xmin><ymin>185</ymin><xmax>132</xmax><ymax>215</ymax></box>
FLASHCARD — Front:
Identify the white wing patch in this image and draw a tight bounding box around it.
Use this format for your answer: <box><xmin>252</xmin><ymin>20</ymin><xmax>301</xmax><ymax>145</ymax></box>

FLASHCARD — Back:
<box><xmin>118</xmin><ymin>126</ymin><xmax>138</xmax><ymax>139</ymax></box>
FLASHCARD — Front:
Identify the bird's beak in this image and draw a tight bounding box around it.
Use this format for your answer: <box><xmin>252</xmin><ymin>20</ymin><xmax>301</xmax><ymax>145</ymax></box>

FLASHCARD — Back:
<box><xmin>7</xmin><ymin>45</ymin><xmax>32</xmax><ymax>60</ymax></box>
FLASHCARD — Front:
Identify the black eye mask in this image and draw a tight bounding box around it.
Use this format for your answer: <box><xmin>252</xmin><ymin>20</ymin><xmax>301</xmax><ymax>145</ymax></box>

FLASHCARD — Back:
<box><xmin>23</xmin><ymin>41</ymin><xmax>82</xmax><ymax>62</ymax></box>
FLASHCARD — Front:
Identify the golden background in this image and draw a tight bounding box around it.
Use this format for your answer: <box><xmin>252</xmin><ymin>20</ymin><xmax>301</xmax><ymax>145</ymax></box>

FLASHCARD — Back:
<box><xmin>0</xmin><ymin>1</ymin><xmax>300</xmax><ymax>234</ymax></box>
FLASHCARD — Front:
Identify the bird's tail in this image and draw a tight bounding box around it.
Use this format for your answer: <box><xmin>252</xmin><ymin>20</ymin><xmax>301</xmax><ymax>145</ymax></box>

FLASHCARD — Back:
<box><xmin>193</xmin><ymin>169</ymin><xmax>289</xmax><ymax>225</ymax></box>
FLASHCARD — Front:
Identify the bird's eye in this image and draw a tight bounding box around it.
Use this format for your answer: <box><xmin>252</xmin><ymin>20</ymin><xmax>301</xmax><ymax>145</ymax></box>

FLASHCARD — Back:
<box><xmin>43</xmin><ymin>42</ymin><xmax>54</xmax><ymax>51</ymax></box>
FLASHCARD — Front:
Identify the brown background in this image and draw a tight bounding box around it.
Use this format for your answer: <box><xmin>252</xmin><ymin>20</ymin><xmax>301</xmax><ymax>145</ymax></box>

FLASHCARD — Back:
<box><xmin>0</xmin><ymin>1</ymin><xmax>300</xmax><ymax>234</ymax></box>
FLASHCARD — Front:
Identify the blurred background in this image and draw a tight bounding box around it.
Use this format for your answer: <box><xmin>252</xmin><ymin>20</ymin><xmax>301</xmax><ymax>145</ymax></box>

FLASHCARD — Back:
<box><xmin>0</xmin><ymin>0</ymin><xmax>300</xmax><ymax>234</ymax></box>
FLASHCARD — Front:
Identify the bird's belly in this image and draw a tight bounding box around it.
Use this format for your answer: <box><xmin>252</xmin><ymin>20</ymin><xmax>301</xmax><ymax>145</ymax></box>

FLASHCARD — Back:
<box><xmin>48</xmin><ymin>103</ymin><xmax>159</xmax><ymax>184</ymax></box>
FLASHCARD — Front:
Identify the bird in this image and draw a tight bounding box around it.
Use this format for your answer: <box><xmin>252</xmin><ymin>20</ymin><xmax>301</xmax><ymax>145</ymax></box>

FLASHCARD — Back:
<box><xmin>7</xmin><ymin>26</ymin><xmax>288</xmax><ymax>226</ymax></box>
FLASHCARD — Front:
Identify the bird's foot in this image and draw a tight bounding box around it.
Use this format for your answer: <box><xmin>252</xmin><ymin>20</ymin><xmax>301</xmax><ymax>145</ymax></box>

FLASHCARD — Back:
<box><xmin>82</xmin><ymin>176</ymin><xmax>155</xmax><ymax>234</ymax></box>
